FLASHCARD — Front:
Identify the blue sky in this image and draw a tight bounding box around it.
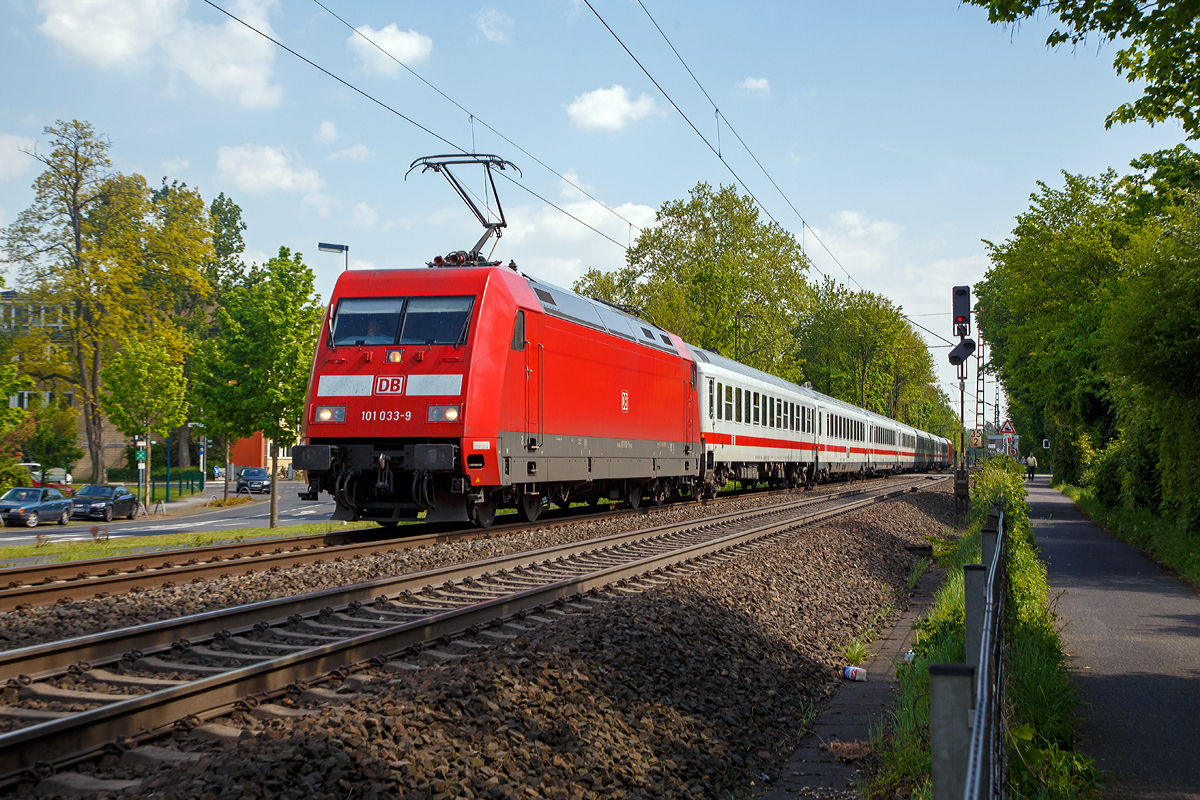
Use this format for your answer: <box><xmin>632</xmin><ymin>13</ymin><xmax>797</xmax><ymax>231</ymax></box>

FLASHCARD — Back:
<box><xmin>0</xmin><ymin>0</ymin><xmax>1188</xmax><ymax>419</ymax></box>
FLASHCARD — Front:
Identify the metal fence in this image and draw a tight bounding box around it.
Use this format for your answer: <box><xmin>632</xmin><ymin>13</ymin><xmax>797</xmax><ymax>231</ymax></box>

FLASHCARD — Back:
<box><xmin>931</xmin><ymin>504</ymin><xmax>1008</xmax><ymax>800</ymax></box>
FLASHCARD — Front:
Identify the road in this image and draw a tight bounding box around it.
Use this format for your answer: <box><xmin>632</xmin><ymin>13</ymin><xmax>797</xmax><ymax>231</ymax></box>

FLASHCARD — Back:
<box><xmin>1028</xmin><ymin>475</ymin><xmax>1200</xmax><ymax>799</ymax></box>
<box><xmin>0</xmin><ymin>482</ymin><xmax>342</xmax><ymax>547</ymax></box>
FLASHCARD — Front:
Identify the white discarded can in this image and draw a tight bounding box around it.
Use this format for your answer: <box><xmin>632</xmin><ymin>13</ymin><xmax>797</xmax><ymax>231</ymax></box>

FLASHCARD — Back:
<box><xmin>841</xmin><ymin>665</ymin><xmax>867</xmax><ymax>681</ymax></box>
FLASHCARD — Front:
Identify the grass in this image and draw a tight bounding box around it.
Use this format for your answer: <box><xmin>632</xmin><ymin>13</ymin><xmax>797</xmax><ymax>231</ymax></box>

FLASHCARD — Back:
<box><xmin>1059</xmin><ymin>484</ymin><xmax>1200</xmax><ymax>586</ymax></box>
<box><xmin>0</xmin><ymin>519</ymin><xmax>382</xmax><ymax>567</ymax></box>
<box><xmin>906</xmin><ymin>557</ymin><xmax>930</xmax><ymax>591</ymax></box>
<box><xmin>866</xmin><ymin>457</ymin><xmax>1103</xmax><ymax>800</ymax></box>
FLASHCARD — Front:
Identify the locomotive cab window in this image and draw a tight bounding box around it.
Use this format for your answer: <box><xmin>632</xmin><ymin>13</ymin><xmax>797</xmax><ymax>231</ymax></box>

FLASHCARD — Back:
<box><xmin>331</xmin><ymin>297</ymin><xmax>404</xmax><ymax>346</ymax></box>
<box><xmin>511</xmin><ymin>310</ymin><xmax>525</xmax><ymax>351</ymax></box>
<box><xmin>399</xmin><ymin>296</ymin><xmax>475</xmax><ymax>345</ymax></box>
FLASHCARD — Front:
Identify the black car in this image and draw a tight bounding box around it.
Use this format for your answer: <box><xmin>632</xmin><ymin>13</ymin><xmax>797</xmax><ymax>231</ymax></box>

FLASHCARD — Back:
<box><xmin>237</xmin><ymin>468</ymin><xmax>271</xmax><ymax>494</ymax></box>
<box><xmin>0</xmin><ymin>487</ymin><xmax>72</xmax><ymax>527</ymax></box>
<box><xmin>70</xmin><ymin>485</ymin><xmax>139</xmax><ymax>521</ymax></box>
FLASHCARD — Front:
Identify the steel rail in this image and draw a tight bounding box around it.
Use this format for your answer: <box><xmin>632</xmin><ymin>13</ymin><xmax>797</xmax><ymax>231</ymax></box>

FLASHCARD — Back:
<box><xmin>0</xmin><ymin>480</ymin><xmax>838</xmax><ymax>611</ymax></box>
<box><xmin>0</xmin><ymin>473</ymin><xmax>931</xmax><ymax>610</ymax></box>
<box><xmin>0</xmin><ymin>479</ymin><xmax>919</xmax><ymax>681</ymax></box>
<box><xmin>0</xmin><ymin>475</ymin><xmax>942</xmax><ymax>781</ymax></box>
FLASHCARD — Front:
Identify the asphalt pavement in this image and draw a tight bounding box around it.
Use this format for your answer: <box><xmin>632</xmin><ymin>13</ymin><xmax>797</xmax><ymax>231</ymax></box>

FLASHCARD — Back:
<box><xmin>1028</xmin><ymin>476</ymin><xmax>1200</xmax><ymax>799</ymax></box>
<box><xmin>0</xmin><ymin>481</ymin><xmax>340</xmax><ymax>546</ymax></box>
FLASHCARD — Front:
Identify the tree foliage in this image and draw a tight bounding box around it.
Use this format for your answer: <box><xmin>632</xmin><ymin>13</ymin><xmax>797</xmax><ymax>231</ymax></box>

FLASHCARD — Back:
<box><xmin>978</xmin><ymin>145</ymin><xmax>1200</xmax><ymax>531</ymax></box>
<box><xmin>574</xmin><ymin>182</ymin><xmax>811</xmax><ymax>376</ymax></box>
<box><xmin>965</xmin><ymin>0</ymin><xmax>1200</xmax><ymax>138</ymax></box>
<box><xmin>1</xmin><ymin>120</ymin><xmax>212</xmax><ymax>482</ymax></box>
<box><xmin>195</xmin><ymin>247</ymin><xmax>323</xmax><ymax>526</ymax></box>
<box><xmin>19</xmin><ymin>396</ymin><xmax>85</xmax><ymax>484</ymax></box>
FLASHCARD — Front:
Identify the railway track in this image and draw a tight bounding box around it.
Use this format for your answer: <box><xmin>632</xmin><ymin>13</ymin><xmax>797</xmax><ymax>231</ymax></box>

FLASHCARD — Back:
<box><xmin>0</xmin><ymin>474</ymin><xmax>945</xmax><ymax>786</ymax></box>
<box><xmin>0</xmin><ymin>474</ymin><xmax>927</xmax><ymax>612</ymax></box>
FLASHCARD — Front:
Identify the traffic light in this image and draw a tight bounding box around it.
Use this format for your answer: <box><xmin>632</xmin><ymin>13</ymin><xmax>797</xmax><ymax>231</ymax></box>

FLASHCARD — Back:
<box><xmin>948</xmin><ymin>338</ymin><xmax>976</xmax><ymax>366</ymax></box>
<box><xmin>952</xmin><ymin>286</ymin><xmax>971</xmax><ymax>336</ymax></box>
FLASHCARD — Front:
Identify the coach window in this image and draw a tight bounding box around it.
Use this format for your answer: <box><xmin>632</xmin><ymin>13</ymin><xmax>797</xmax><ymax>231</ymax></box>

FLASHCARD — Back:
<box><xmin>744</xmin><ymin>389</ymin><xmax>751</xmax><ymax>423</ymax></box>
<box><xmin>510</xmin><ymin>310</ymin><xmax>525</xmax><ymax>350</ymax></box>
<box><xmin>752</xmin><ymin>392</ymin><xmax>760</xmax><ymax>425</ymax></box>
<box><xmin>725</xmin><ymin>384</ymin><xmax>734</xmax><ymax>420</ymax></box>
<box><xmin>735</xmin><ymin>388</ymin><xmax>743</xmax><ymax>423</ymax></box>
<box><xmin>708</xmin><ymin>379</ymin><xmax>715</xmax><ymax>419</ymax></box>
<box><xmin>716</xmin><ymin>382</ymin><xmax>723</xmax><ymax>420</ymax></box>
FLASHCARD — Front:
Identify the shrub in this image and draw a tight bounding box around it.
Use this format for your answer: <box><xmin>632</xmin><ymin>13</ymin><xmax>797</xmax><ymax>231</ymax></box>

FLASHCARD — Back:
<box><xmin>1087</xmin><ymin>439</ymin><xmax>1122</xmax><ymax>508</ymax></box>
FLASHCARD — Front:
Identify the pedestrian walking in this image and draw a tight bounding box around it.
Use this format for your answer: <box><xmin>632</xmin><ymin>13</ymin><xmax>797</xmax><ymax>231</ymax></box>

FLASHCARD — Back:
<box><xmin>1027</xmin><ymin>453</ymin><xmax>1038</xmax><ymax>481</ymax></box>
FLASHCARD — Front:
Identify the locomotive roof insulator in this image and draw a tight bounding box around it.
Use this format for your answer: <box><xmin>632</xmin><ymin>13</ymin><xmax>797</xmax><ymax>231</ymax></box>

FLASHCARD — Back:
<box><xmin>408</xmin><ymin>153</ymin><xmax>521</xmax><ymax>265</ymax></box>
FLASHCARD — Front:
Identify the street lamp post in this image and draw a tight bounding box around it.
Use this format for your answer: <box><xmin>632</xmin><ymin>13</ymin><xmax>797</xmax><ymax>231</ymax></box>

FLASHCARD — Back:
<box><xmin>318</xmin><ymin>242</ymin><xmax>349</xmax><ymax>271</ymax></box>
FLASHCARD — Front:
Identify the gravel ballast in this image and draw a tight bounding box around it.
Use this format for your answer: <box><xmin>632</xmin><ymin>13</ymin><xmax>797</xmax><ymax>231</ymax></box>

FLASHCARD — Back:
<box><xmin>24</xmin><ymin>482</ymin><xmax>958</xmax><ymax>800</ymax></box>
<box><xmin>0</xmin><ymin>485</ymin><xmax>892</xmax><ymax>653</ymax></box>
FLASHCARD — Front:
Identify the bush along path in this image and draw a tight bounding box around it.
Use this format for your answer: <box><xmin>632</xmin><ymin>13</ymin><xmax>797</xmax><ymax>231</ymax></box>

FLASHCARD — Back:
<box><xmin>868</xmin><ymin>457</ymin><xmax>1103</xmax><ymax>799</ymax></box>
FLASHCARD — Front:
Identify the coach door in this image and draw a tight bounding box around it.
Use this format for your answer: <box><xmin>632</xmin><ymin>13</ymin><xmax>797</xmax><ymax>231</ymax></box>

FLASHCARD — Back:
<box><xmin>687</xmin><ymin>362</ymin><xmax>695</xmax><ymax>455</ymax></box>
<box><xmin>525</xmin><ymin>313</ymin><xmax>542</xmax><ymax>451</ymax></box>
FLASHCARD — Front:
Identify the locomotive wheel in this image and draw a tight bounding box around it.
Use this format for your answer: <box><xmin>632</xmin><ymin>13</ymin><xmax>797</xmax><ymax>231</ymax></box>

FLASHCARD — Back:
<box><xmin>517</xmin><ymin>492</ymin><xmax>541</xmax><ymax>523</ymax></box>
<box><xmin>652</xmin><ymin>481</ymin><xmax>668</xmax><ymax>506</ymax></box>
<box><xmin>471</xmin><ymin>494</ymin><xmax>497</xmax><ymax>528</ymax></box>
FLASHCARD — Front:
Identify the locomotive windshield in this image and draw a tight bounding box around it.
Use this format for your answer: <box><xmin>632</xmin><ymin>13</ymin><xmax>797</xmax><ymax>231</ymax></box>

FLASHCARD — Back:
<box><xmin>398</xmin><ymin>297</ymin><xmax>474</xmax><ymax>345</ymax></box>
<box><xmin>331</xmin><ymin>298</ymin><xmax>404</xmax><ymax>346</ymax></box>
<box><xmin>330</xmin><ymin>296</ymin><xmax>475</xmax><ymax>346</ymax></box>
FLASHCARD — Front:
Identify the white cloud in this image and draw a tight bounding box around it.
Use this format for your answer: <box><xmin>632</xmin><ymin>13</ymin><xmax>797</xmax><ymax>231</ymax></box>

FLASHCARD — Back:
<box><xmin>0</xmin><ymin>134</ymin><xmax>37</xmax><ymax>183</ymax></box>
<box><xmin>807</xmin><ymin>210</ymin><xmax>902</xmax><ymax>280</ymax></box>
<box><xmin>217</xmin><ymin>144</ymin><xmax>324</xmax><ymax>197</ymax></box>
<box><xmin>348</xmin><ymin>24</ymin><xmax>432</xmax><ymax>76</ymax></box>
<box><xmin>354</xmin><ymin>202</ymin><xmax>379</xmax><ymax>227</ymax></box>
<box><xmin>317</xmin><ymin>121</ymin><xmax>338</xmax><ymax>143</ymax></box>
<box><xmin>161</xmin><ymin>158</ymin><xmax>189</xmax><ymax>173</ymax></box>
<box><xmin>331</xmin><ymin>144</ymin><xmax>370</xmax><ymax>161</ymax></box>
<box><xmin>167</xmin><ymin>0</ymin><xmax>281</xmax><ymax>109</ymax></box>
<box><xmin>37</xmin><ymin>0</ymin><xmax>281</xmax><ymax>108</ymax></box>
<box><xmin>348</xmin><ymin>259</ymin><xmax>376</xmax><ymax>271</ymax></box>
<box><xmin>475</xmin><ymin>8</ymin><xmax>513</xmax><ymax>43</ymax></box>
<box><xmin>568</xmin><ymin>85</ymin><xmax>658</xmax><ymax>131</ymax></box>
<box><xmin>738</xmin><ymin>76</ymin><xmax>770</xmax><ymax>94</ymax></box>
<box><xmin>38</xmin><ymin>0</ymin><xmax>182</xmax><ymax>67</ymax></box>
<box><xmin>558</xmin><ymin>170</ymin><xmax>595</xmax><ymax>201</ymax></box>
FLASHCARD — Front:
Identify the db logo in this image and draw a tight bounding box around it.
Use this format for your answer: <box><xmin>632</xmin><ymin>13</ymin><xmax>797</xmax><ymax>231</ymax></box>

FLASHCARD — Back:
<box><xmin>621</xmin><ymin>391</ymin><xmax>629</xmax><ymax>413</ymax></box>
<box><xmin>374</xmin><ymin>376</ymin><xmax>404</xmax><ymax>395</ymax></box>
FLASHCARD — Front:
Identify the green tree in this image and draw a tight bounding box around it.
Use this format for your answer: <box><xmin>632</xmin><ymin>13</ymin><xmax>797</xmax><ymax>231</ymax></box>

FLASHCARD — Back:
<box><xmin>964</xmin><ymin>0</ymin><xmax>1200</xmax><ymax>138</ymax></box>
<box><xmin>0</xmin><ymin>366</ymin><xmax>35</xmax><ymax>492</ymax></box>
<box><xmin>19</xmin><ymin>397</ymin><xmax>84</xmax><ymax>486</ymax></box>
<box><xmin>574</xmin><ymin>182</ymin><xmax>811</xmax><ymax>375</ymax></box>
<box><xmin>195</xmin><ymin>247</ymin><xmax>324</xmax><ymax>527</ymax></box>
<box><xmin>103</xmin><ymin>337</ymin><xmax>189</xmax><ymax>509</ymax></box>
<box><xmin>1</xmin><ymin>120</ymin><xmax>212</xmax><ymax>482</ymax></box>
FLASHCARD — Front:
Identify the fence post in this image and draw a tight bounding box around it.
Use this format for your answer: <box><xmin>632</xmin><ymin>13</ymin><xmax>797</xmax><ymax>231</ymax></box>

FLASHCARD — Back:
<box><xmin>964</xmin><ymin>564</ymin><xmax>986</xmax><ymax>675</ymax></box>
<box><xmin>930</xmin><ymin>663</ymin><xmax>974</xmax><ymax>800</ymax></box>
<box><xmin>982</xmin><ymin>505</ymin><xmax>1000</xmax><ymax>567</ymax></box>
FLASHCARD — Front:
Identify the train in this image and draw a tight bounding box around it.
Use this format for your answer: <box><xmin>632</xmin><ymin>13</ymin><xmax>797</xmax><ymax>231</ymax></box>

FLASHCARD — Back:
<box><xmin>291</xmin><ymin>259</ymin><xmax>954</xmax><ymax>528</ymax></box>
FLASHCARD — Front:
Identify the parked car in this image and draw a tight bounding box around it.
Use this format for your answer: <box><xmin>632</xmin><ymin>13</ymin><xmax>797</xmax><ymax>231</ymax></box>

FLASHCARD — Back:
<box><xmin>0</xmin><ymin>487</ymin><xmax>72</xmax><ymax>527</ymax></box>
<box><xmin>16</xmin><ymin>462</ymin><xmax>74</xmax><ymax>493</ymax></box>
<box><xmin>237</xmin><ymin>467</ymin><xmax>271</xmax><ymax>494</ymax></box>
<box><xmin>70</xmin><ymin>485</ymin><xmax>138</xmax><ymax>521</ymax></box>
<box><xmin>44</xmin><ymin>468</ymin><xmax>73</xmax><ymax>484</ymax></box>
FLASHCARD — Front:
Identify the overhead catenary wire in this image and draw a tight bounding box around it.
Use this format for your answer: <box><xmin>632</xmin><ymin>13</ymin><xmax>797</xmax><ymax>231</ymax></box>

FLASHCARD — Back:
<box><xmin>610</xmin><ymin>1</ymin><xmax>953</xmax><ymax>351</ymax></box>
<box><xmin>311</xmin><ymin>0</ymin><xmax>644</xmax><ymax>236</ymax></box>
<box><xmin>199</xmin><ymin>0</ymin><xmax>628</xmax><ymax>252</ymax></box>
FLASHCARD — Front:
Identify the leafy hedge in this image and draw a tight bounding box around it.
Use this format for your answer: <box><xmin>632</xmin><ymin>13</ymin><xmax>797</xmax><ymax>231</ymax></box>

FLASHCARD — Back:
<box><xmin>869</xmin><ymin>457</ymin><xmax>1102</xmax><ymax>799</ymax></box>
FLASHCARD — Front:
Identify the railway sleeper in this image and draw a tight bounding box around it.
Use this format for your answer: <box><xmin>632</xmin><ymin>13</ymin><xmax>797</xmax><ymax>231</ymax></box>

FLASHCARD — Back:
<box><xmin>181</xmin><ymin>645</ymin><xmax>278</xmax><ymax>664</ymax></box>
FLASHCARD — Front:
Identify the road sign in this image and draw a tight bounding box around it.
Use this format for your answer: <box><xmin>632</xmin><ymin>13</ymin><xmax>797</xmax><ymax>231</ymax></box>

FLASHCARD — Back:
<box><xmin>136</xmin><ymin>440</ymin><xmax>146</xmax><ymax>447</ymax></box>
<box><xmin>138</xmin><ymin>463</ymin><xmax>146</xmax><ymax>471</ymax></box>
<box><xmin>1000</xmin><ymin>419</ymin><xmax>1016</xmax><ymax>434</ymax></box>
<box><xmin>1043</xmin><ymin>439</ymin><xmax>1050</xmax><ymax>449</ymax></box>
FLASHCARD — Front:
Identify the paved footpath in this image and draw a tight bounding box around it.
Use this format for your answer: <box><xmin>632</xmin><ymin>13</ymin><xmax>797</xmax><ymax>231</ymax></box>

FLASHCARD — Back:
<box><xmin>1028</xmin><ymin>475</ymin><xmax>1200</xmax><ymax>799</ymax></box>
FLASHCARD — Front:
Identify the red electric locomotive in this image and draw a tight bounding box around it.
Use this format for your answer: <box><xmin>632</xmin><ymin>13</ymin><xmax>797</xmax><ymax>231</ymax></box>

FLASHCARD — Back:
<box><xmin>292</xmin><ymin>263</ymin><xmax>701</xmax><ymax>526</ymax></box>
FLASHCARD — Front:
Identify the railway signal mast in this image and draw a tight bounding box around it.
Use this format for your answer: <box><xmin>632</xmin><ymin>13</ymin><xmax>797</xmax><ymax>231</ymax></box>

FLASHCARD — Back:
<box><xmin>948</xmin><ymin>286</ymin><xmax>977</xmax><ymax>511</ymax></box>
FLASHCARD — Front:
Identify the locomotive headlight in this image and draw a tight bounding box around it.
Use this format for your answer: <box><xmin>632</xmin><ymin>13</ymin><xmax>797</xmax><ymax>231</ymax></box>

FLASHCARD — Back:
<box><xmin>385</xmin><ymin>349</ymin><xmax>404</xmax><ymax>363</ymax></box>
<box><xmin>314</xmin><ymin>405</ymin><xmax>346</xmax><ymax>423</ymax></box>
<box><xmin>426</xmin><ymin>404</ymin><xmax>461</xmax><ymax>423</ymax></box>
